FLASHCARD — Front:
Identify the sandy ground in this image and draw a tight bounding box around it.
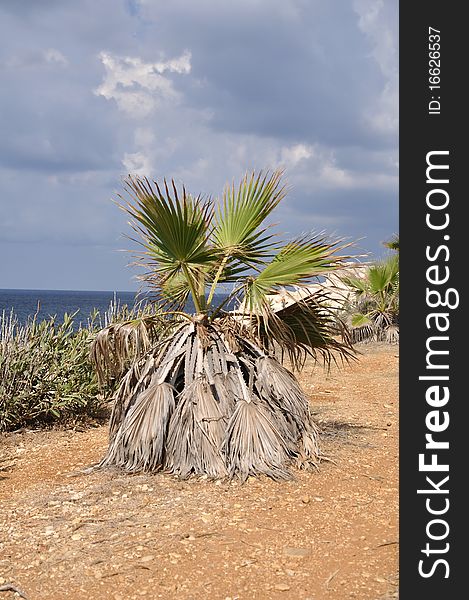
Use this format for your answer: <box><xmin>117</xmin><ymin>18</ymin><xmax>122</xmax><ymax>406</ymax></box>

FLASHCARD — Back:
<box><xmin>0</xmin><ymin>343</ymin><xmax>398</xmax><ymax>600</ymax></box>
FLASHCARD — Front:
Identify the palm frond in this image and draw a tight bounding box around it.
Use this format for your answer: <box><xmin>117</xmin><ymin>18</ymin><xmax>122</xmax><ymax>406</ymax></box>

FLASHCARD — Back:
<box><xmin>90</xmin><ymin>315</ymin><xmax>163</xmax><ymax>385</ymax></box>
<box><xmin>158</xmin><ymin>271</ymin><xmax>192</xmax><ymax>311</ymax></box>
<box><xmin>224</xmin><ymin>398</ymin><xmax>292</xmax><ymax>481</ymax></box>
<box><xmin>101</xmin><ymin>379</ymin><xmax>176</xmax><ymax>472</ymax></box>
<box><xmin>212</xmin><ymin>169</ymin><xmax>286</xmax><ymax>262</ymax></box>
<box><xmin>165</xmin><ymin>376</ymin><xmax>227</xmax><ymax>478</ymax></box>
<box><xmin>242</xmin><ymin>233</ymin><xmax>350</xmax><ymax>313</ymax></box>
<box><xmin>247</xmin><ymin>290</ymin><xmax>355</xmax><ymax>369</ymax></box>
<box><xmin>120</xmin><ymin>176</ymin><xmax>217</xmax><ymax>311</ymax></box>
<box><xmin>351</xmin><ymin>313</ymin><xmax>372</xmax><ymax>328</ymax></box>
<box><xmin>383</xmin><ymin>233</ymin><xmax>399</xmax><ymax>252</ymax></box>
<box><xmin>367</xmin><ymin>257</ymin><xmax>399</xmax><ymax>295</ymax></box>
<box><xmin>92</xmin><ymin>317</ymin><xmax>323</xmax><ymax>480</ymax></box>
<box><xmin>341</xmin><ymin>274</ymin><xmax>368</xmax><ymax>297</ymax></box>
<box><xmin>122</xmin><ymin>176</ymin><xmax>214</xmax><ymax>267</ymax></box>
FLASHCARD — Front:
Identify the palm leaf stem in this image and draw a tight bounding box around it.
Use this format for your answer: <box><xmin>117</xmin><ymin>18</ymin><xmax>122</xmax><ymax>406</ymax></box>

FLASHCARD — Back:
<box><xmin>181</xmin><ymin>263</ymin><xmax>203</xmax><ymax>313</ymax></box>
<box><xmin>207</xmin><ymin>254</ymin><xmax>230</xmax><ymax>307</ymax></box>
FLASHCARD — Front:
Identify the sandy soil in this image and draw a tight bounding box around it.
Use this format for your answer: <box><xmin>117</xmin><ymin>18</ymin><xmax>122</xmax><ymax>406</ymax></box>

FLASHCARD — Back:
<box><xmin>0</xmin><ymin>343</ymin><xmax>398</xmax><ymax>600</ymax></box>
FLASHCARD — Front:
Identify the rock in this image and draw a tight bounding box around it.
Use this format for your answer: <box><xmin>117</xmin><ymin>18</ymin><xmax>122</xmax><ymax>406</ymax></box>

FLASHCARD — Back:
<box><xmin>139</xmin><ymin>555</ymin><xmax>155</xmax><ymax>563</ymax></box>
<box><xmin>301</xmin><ymin>496</ymin><xmax>310</xmax><ymax>504</ymax></box>
<box><xmin>274</xmin><ymin>583</ymin><xmax>291</xmax><ymax>591</ymax></box>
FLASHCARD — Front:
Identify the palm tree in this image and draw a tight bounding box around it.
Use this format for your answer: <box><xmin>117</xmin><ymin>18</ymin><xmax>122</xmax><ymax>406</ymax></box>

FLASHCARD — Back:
<box><xmin>90</xmin><ymin>170</ymin><xmax>355</xmax><ymax>480</ymax></box>
<box><xmin>340</xmin><ymin>252</ymin><xmax>399</xmax><ymax>344</ymax></box>
<box><xmin>383</xmin><ymin>233</ymin><xmax>399</xmax><ymax>253</ymax></box>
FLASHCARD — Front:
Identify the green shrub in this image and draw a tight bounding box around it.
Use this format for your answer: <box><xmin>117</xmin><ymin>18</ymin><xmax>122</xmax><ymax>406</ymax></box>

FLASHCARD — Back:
<box><xmin>0</xmin><ymin>310</ymin><xmax>112</xmax><ymax>431</ymax></box>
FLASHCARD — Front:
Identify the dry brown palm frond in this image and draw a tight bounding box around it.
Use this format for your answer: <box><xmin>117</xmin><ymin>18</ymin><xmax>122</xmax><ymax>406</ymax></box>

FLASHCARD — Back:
<box><xmin>298</xmin><ymin>421</ymin><xmax>321</xmax><ymax>468</ymax></box>
<box><xmin>165</xmin><ymin>376</ymin><xmax>227</xmax><ymax>479</ymax></box>
<box><xmin>93</xmin><ymin>318</ymin><xmax>322</xmax><ymax>481</ymax></box>
<box><xmin>212</xmin><ymin>371</ymin><xmax>239</xmax><ymax>415</ymax></box>
<box><xmin>255</xmin><ymin>356</ymin><xmax>310</xmax><ymax>428</ymax></box>
<box><xmin>384</xmin><ymin>324</ymin><xmax>399</xmax><ymax>344</ymax></box>
<box><xmin>100</xmin><ymin>379</ymin><xmax>175</xmax><ymax>472</ymax></box>
<box><xmin>349</xmin><ymin>323</ymin><xmax>375</xmax><ymax>344</ymax></box>
<box><xmin>224</xmin><ymin>397</ymin><xmax>293</xmax><ymax>481</ymax></box>
<box><xmin>251</xmin><ymin>289</ymin><xmax>356</xmax><ymax>370</ymax></box>
<box><xmin>90</xmin><ymin>315</ymin><xmax>166</xmax><ymax>385</ymax></box>
<box><xmin>105</xmin><ymin>322</ymin><xmax>186</xmax><ymax>440</ymax></box>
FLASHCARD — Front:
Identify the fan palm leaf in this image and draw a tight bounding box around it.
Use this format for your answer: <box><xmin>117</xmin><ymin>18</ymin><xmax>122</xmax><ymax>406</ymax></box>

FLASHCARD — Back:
<box><xmin>383</xmin><ymin>233</ymin><xmax>399</xmax><ymax>252</ymax></box>
<box><xmin>120</xmin><ymin>176</ymin><xmax>215</xmax><ymax>312</ymax></box>
<box><xmin>212</xmin><ymin>170</ymin><xmax>285</xmax><ymax>260</ymax></box>
<box><xmin>243</xmin><ymin>234</ymin><xmax>349</xmax><ymax>310</ymax></box>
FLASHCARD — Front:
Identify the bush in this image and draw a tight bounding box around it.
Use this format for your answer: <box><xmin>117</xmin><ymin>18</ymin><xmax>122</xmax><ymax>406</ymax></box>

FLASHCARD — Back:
<box><xmin>0</xmin><ymin>310</ymin><xmax>112</xmax><ymax>431</ymax></box>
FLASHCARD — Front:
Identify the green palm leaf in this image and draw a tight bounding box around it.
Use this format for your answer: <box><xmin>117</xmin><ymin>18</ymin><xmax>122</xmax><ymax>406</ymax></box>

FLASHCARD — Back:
<box><xmin>383</xmin><ymin>233</ymin><xmax>399</xmax><ymax>252</ymax></box>
<box><xmin>121</xmin><ymin>176</ymin><xmax>214</xmax><ymax>268</ymax></box>
<box><xmin>120</xmin><ymin>176</ymin><xmax>217</xmax><ymax>312</ymax></box>
<box><xmin>206</xmin><ymin>170</ymin><xmax>287</xmax><ymax>305</ymax></box>
<box><xmin>158</xmin><ymin>271</ymin><xmax>191</xmax><ymax>310</ymax></box>
<box><xmin>367</xmin><ymin>256</ymin><xmax>398</xmax><ymax>295</ymax></box>
<box><xmin>242</xmin><ymin>234</ymin><xmax>348</xmax><ymax>312</ymax></box>
<box><xmin>351</xmin><ymin>313</ymin><xmax>372</xmax><ymax>328</ymax></box>
<box><xmin>212</xmin><ymin>170</ymin><xmax>286</xmax><ymax>262</ymax></box>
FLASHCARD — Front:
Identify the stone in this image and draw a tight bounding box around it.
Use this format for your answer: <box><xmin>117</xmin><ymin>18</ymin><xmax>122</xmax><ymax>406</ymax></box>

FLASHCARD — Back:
<box><xmin>140</xmin><ymin>555</ymin><xmax>155</xmax><ymax>563</ymax></box>
<box><xmin>274</xmin><ymin>583</ymin><xmax>291</xmax><ymax>591</ymax></box>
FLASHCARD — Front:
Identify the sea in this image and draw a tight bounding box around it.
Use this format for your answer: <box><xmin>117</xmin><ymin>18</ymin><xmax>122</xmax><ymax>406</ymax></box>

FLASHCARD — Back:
<box><xmin>0</xmin><ymin>288</ymin><xmax>231</xmax><ymax>329</ymax></box>
<box><xmin>0</xmin><ymin>289</ymin><xmax>141</xmax><ymax>328</ymax></box>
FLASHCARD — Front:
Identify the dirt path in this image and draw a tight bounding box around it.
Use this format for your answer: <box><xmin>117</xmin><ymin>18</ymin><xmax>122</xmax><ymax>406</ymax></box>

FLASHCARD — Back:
<box><xmin>0</xmin><ymin>344</ymin><xmax>398</xmax><ymax>600</ymax></box>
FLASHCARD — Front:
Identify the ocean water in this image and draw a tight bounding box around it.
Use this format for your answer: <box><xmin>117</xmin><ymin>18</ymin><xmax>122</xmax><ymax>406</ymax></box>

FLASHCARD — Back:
<box><xmin>0</xmin><ymin>289</ymin><xmax>141</xmax><ymax>327</ymax></box>
<box><xmin>0</xmin><ymin>288</ymin><xmax>232</xmax><ymax>328</ymax></box>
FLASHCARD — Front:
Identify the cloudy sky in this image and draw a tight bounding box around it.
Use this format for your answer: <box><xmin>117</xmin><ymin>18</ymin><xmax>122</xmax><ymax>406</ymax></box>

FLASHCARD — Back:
<box><xmin>0</xmin><ymin>0</ymin><xmax>398</xmax><ymax>292</ymax></box>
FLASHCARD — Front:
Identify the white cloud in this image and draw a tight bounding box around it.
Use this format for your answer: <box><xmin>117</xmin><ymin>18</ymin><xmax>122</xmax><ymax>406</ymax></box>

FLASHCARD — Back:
<box><xmin>122</xmin><ymin>151</ymin><xmax>153</xmax><ymax>176</ymax></box>
<box><xmin>279</xmin><ymin>144</ymin><xmax>313</xmax><ymax>168</ymax></box>
<box><xmin>95</xmin><ymin>50</ymin><xmax>191</xmax><ymax>118</ymax></box>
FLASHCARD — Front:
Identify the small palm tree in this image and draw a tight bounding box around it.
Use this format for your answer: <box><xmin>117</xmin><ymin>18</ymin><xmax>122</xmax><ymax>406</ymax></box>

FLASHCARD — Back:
<box><xmin>383</xmin><ymin>233</ymin><xmax>399</xmax><ymax>253</ymax></box>
<box><xmin>91</xmin><ymin>170</ymin><xmax>355</xmax><ymax>480</ymax></box>
<box><xmin>340</xmin><ymin>251</ymin><xmax>399</xmax><ymax>344</ymax></box>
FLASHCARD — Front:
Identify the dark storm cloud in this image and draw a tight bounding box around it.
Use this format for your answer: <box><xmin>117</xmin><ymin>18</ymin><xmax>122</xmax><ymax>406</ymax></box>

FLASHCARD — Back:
<box><xmin>138</xmin><ymin>0</ymin><xmax>391</xmax><ymax>148</ymax></box>
<box><xmin>0</xmin><ymin>0</ymin><xmax>398</xmax><ymax>290</ymax></box>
